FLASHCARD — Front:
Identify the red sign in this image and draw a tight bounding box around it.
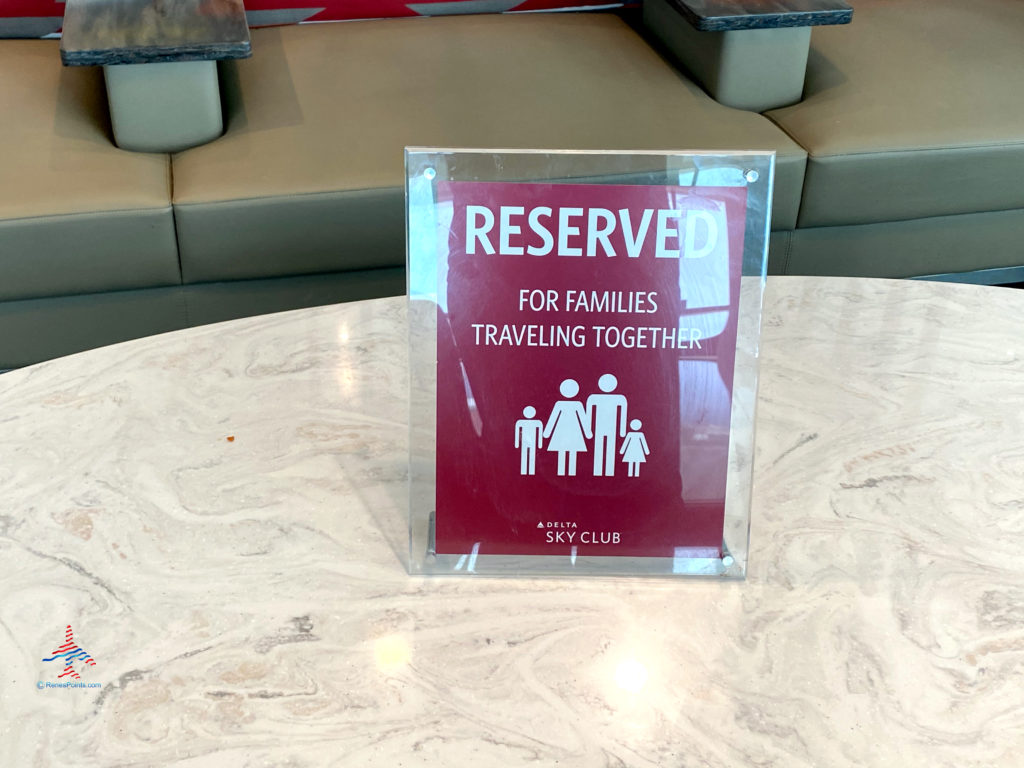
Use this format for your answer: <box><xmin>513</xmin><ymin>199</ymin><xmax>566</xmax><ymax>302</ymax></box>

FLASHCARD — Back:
<box><xmin>434</xmin><ymin>181</ymin><xmax>747</xmax><ymax>558</ymax></box>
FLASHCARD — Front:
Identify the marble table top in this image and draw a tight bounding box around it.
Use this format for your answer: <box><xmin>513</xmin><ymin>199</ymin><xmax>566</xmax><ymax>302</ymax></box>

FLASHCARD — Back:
<box><xmin>1</xmin><ymin>277</ymin><xmax>1022</xmax><ymax>766</ymax></box>
<box><xmin>61</xmin><ymin>0</ymin><xmax>251</xmax><ymax>66</ymax></box>
<box><xmin>669</xmin><ymin>0</ymin><xmax>853</xmax><ymax>31</ymax></box>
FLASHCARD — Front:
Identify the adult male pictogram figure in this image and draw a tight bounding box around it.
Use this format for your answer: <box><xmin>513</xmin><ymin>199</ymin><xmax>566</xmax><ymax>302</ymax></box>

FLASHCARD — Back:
<box><xmin>586</xmin><ymin>373</ymin><xmax>629</xmax><ymax>477</ymax></box>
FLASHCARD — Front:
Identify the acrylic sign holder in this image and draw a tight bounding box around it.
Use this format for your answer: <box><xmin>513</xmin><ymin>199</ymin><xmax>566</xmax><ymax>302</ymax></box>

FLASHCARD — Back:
<box><xmin>407</xmin><ymin>149</ymin><xmax>773</xmax><ymax>578</ymax></box>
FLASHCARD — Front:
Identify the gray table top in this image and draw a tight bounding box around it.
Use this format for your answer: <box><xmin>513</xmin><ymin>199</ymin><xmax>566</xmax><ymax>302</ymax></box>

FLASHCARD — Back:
<box><xmin>668</xmin><ymin>0</ymin><xmax>853</xmax><ymax>31</ymax></box>
<box><xmin>60</xmin><ymin>0</ymin><xmax>251</xmax><ymax>66</ymax></box>
<box><xmin>2</xmin><ymin>277</ymin><xmax>1022</xmax><ymax>765</ymax></box>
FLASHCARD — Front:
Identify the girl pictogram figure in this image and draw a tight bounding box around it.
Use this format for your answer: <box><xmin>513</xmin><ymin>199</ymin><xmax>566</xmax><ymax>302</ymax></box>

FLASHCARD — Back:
<box><xmin>620</xmin><ymin>418</ymin><xmax>650</xmax><ymax>477</ymax></box>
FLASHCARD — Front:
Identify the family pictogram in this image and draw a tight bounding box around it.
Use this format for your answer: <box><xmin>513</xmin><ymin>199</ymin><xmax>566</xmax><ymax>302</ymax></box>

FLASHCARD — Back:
<box><xmin>515</xmin><ymin>373</ymin><xmax>650</xmax><ymax>477</ymax></box>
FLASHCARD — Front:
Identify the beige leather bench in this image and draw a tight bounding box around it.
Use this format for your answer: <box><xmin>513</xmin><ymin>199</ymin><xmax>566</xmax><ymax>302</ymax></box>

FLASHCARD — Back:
<box><xmin>3</xmin><ymin>2</ymin><xmax>1024</xmax><ymax>368</ymax></box>
<box><xmin>765</xmin><ymin>0</ymin><xmax>1024</xmax><ymax>280</ymax></box>
<box><xmin>0</xmin><ymin>12</ymin><xmax>806</xmax><ymax>368</ymax></box>
<box><xmin>0</xmin><ymin>40</ymin><xmax>186</xmax><ymax>366</ymax></box>
<box><xmin>172</xmin><ymin>14</ymin><xmax>806</xmax><ymax>291</ymax></box>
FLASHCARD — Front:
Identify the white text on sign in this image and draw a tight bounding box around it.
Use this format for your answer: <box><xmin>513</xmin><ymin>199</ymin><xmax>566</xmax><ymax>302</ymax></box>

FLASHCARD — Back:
<box><xmin>465</xmin><ymin>205</ymin><xmax>718</xmax><ymax>259</ymax></box>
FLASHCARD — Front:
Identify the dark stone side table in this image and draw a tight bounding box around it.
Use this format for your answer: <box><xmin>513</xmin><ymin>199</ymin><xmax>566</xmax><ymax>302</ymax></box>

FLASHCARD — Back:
<box><xmin>60</xmin><ymin>0</ymin><xmax>251</xmax><ymax>152</ymax></box>
<box><xmin>644</xmin><ymin>0</ymin><xmax>853</xmax><ymax>111</ymax></box>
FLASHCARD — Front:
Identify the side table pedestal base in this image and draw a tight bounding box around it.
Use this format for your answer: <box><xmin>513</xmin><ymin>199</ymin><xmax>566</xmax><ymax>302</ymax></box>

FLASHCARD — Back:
<box><xmin>104</xmin><ymin>60</ymin><xmax>223</xmax><ymax>153</ymax></box>
<box><xmin>645</xmin><ymin>0</ymin><xmax>811</xmax><ymax>112</ymax></box>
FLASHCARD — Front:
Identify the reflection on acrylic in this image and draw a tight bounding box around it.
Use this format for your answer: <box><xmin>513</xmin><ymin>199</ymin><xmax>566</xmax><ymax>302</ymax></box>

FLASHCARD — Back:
<box><xmin>675</xmin><ymin>197</ymin><xmax>734</xmax><ymax>505</ymax></box>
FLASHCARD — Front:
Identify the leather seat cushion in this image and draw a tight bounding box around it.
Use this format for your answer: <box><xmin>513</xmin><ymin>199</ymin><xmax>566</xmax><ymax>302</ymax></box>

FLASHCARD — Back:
<box><xmin>171</xmin><ymin>13</ymin><xmax>807</xmax><ymax>284</ymax></box>
<box><xmin>0</xmin><ymin>41</ymin><xmax>180</xmax><ymax>301</ymax></box>
<box><xmin>776</xmin><ymin>207</ymin><xmax>1024</xmax><ymax>278</ymax></box>
<box><xmin>767</xmin><ymin>0</ymin><xmax>1024</xmax><ymax>228</ymax></box>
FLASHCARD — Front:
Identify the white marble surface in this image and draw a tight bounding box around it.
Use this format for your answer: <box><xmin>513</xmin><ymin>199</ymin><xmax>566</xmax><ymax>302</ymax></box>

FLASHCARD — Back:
<box><xmin>0</xmin><ymin>277</ymin><xmax>1022</xmax><ymax>767</ymax></box>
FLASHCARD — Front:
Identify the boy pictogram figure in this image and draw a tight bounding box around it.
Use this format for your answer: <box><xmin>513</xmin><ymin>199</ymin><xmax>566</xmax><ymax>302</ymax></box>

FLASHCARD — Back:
<box><xmin>515</xmin><ymin>406</ymin><xmax>544</xmax><ymax>475</ymax></box>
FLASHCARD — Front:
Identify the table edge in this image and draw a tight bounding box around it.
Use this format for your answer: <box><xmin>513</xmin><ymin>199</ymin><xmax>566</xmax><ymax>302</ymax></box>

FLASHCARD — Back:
<box><xmin>666</xmin><ymin>1</ymin><xmax>853</xmax><ymax>31</ymax></box>
<box><xmin>60</xmin><ymin>42</ymin><xmax>252</xmax><ymax>66</ymax></box>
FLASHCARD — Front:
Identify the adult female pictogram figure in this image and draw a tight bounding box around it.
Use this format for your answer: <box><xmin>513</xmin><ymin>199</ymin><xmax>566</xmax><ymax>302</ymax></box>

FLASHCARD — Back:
<box><xmin>543</xmin><ymin>378</ymin><xmax>593</xmax><ymax>476</ymax></box>
<box><xmin>620</xmin><ymin>418</ymin><xmax>650</xmax><ymax>477</ymax></box>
